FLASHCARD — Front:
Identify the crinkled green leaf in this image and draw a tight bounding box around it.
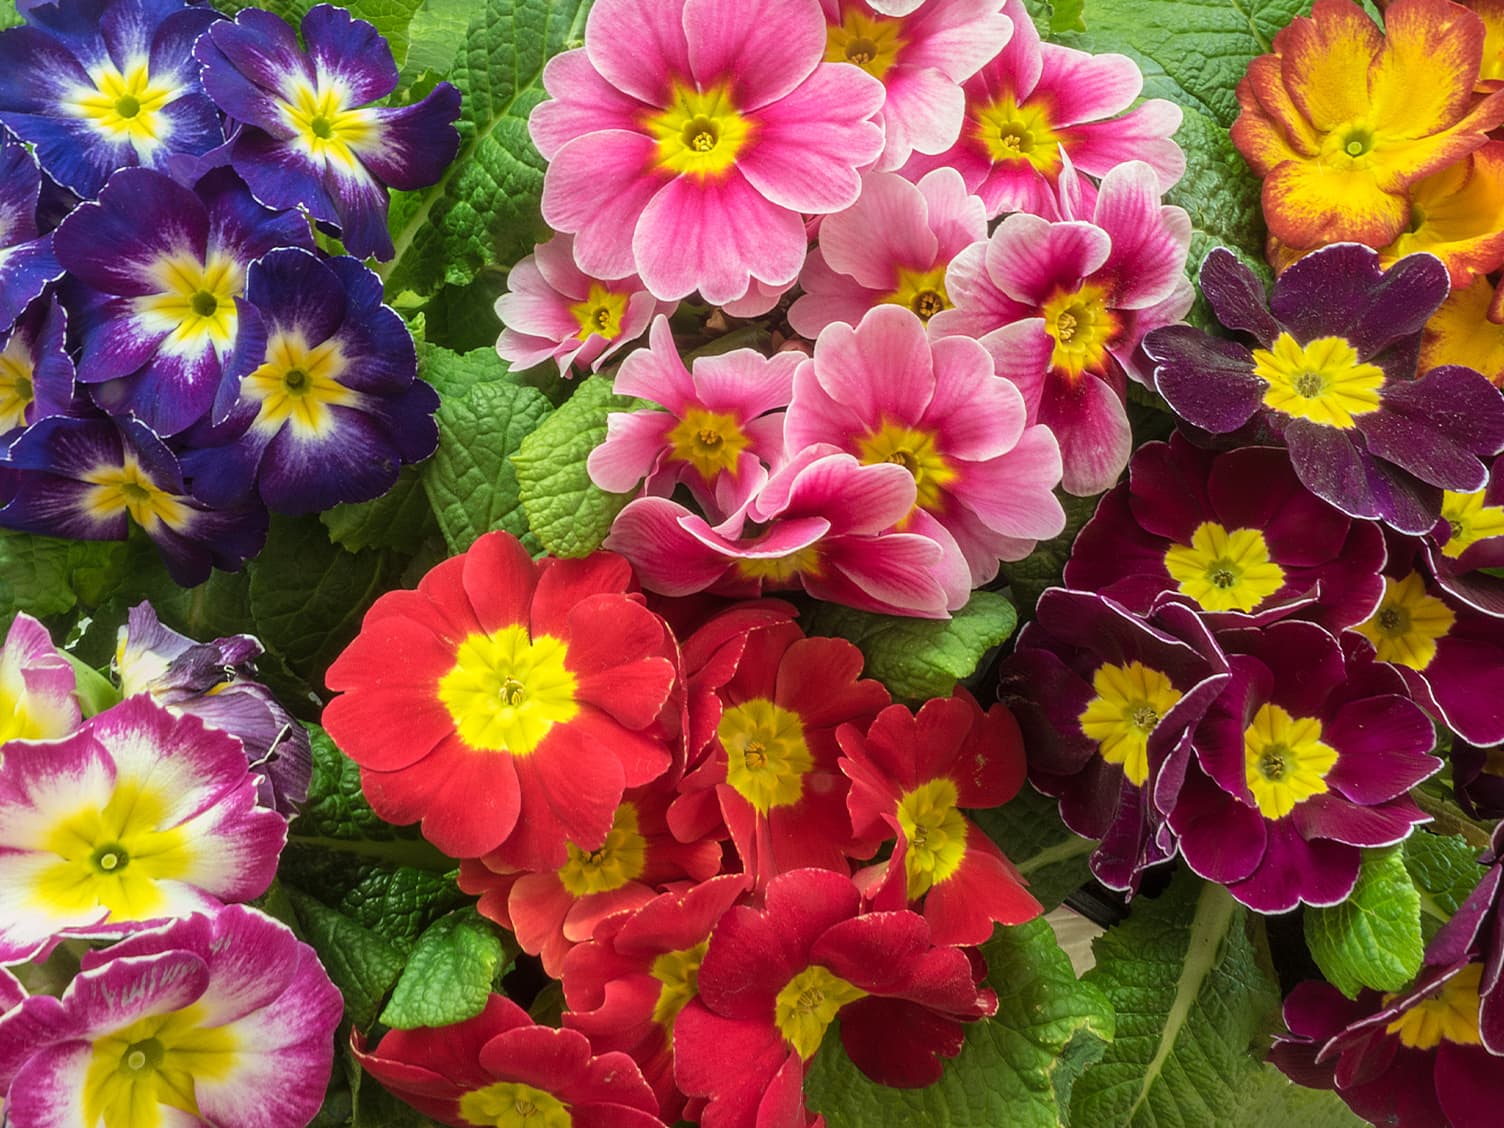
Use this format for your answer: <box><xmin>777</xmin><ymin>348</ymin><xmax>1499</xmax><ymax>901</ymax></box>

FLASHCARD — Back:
<box><xmin>1222</xmin><ymin>1063</ymin><xmax>1366</xmax><ymax>1127</ymax></box>
<box><xmin>417</xmin><ymin>271</ymin><xmax>508</xmax><ymax>353</ymax></box>
<box><xmin>972</xmin><ymin>787</ymin><xmax>1094</xmax><ymax>911</ymax></box>
<box><xmin>1070</xmin><ymin>872</ymin><xmax>1282</xmax><ymax>1127</ymax></box>
<box><xmin>803</xmin><ymin>590</ymin><xmax>1017</xmax><ymax>702</ymax></box>
<box><xmin>381</xmin><ymin>0</ymin><xmax>592</xmax><ymax>298</ymax></box>
<box><xmin>285</xmin><ymin>888</ymin><xmax>406</xmax><ymax>1030</ymax></box>
<box><xmin>806</xmin><ymin>917</ymin><xmax>1114</xmax><ymax>1127</ymax></box>
<box><xmin>1305</xmin><ymin>846</ymin><xmax>1424</xmax><ymax>998</ymax></box>
<box><xmin>1000</xmin><ymin>490</ymin><xmax>1103</xmax><ymax>617</ymax></box>
<box><xmin>1404</xmin><ymin>831</ymin><xmax>1487</xmax><ymax>941</ymax></box>
<box><xmin>381</xmin><ymin>908</ymin><xmax>514</xmax><ymax>1029</ymax></box>
<box><xmin>513</xmin><ymin>374</ymin><xmax>636</xmax><ymax>557</ymax></box>
<box><xmin>417</xmin><ymin>339</ymin><xmax>511</xmax><ymax>398</ymax></box>
<box><xmin>0</xmin><ymin>532</ymin><xmax>129</xmax><ymax>619</ymax></box>
<box><xmin>321</xmin><ymin>466</ymin><xmax>439</xmax><ymax>554</ymax></box>
<box><xmin>402</xmin><ymin>0</ymin><xmax>478</xmax><ymax>77</ymax></box>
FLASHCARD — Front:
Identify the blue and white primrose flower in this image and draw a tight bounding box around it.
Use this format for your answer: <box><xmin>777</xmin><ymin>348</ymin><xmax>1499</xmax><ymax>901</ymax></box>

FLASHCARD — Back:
<box><xmin>0</xmin><ymin>0</ymin><xmax>224</xmax><ymax>199</ymax></box>
<box><xmin>186</xmin><ymin>247</ymin><xmax>439</xmax><ymax>512</ymax></box>
<box><xmin>195</xmin><ymin>3</ymin><xmax>462</xmax><ymax>260</ymax></box>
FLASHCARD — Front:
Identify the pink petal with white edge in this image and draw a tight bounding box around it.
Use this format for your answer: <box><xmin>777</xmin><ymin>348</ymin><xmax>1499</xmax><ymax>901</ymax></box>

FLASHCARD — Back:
<box><xmin>874</xmin><ymin>65</ymin><xmax>967</xmax><ymax>170</ymax></box>
<box><xmin>693</xmin><ymin>347</ymin><xmax>802</xmax><ymax>418</ymax></box>
<box><xmin>1065</xmin><ymin>100</ymin><xmax>1185</xmax><ymax>190</ymax></box>
<box><xmin>898</xmin><ymin>508</ymin><xmax>975</xmax><ymax>605</ymax></box>
<box><xmin>954</xmin><ymin>425</ymin><xmax>1065</xmax><ymax>536</ymax></box>
<box><xmin>992</xmin><ymin>0</ymin><xmax>1044</xmax><ymax>100</ymax></box>
<box><xmin>928</xmin><ymin>241</ymin><xmax>1016</xmax><ymax>339</ymax></box>
<box><xmin>495</xmin><ymin>329</ymin><xmax>566</xmax><ymax>372</ymax></box>
<box><xmin>0</xmin><ymin>732</ymin><xmax>115</xmax><ymax>851</ymax></box>
<box><xmin>583</xmin><ymin>0</ymin><xmax>693</xmax><ymax>106</ymax></box>
<box><xmin>720</xmin><ymin>277</ymin><xmax>793</xmax><ymax>318</ymax></box>
<box><xmin>1035</xmin><ymin>45</ymin><xmax>1142</xmax><ymax>125</ymax></box>
<box><xmin>633</xmin><ymin>172</ymin><xmax>807</xmax><ymax>304</ymax></box>
<box><xmin>683</xmin><ymin>513</ymin><xmax>831</xmax><ymax>561</ymax></box>
<box><xmin>925</xmin><ymin>335</ymin><xmax>1027</xmax><ymax>458</ymax></box>
<box><xmin>739</xmin><ymin>64</ymin><xmax>887</xmax><ymax>214</ymax></box>
<box><xmin>0</xmin><ymin>967</ymin><xmax>21</xmax><ymax>1012</ymax></box>
<box><xmin>710</xmin><ymin>451</ymin><xmax>772</xmax><ymax>519</ymax></box>
<box><xmin>808</xmin><ymin>306</ymin><xmax>937</xmax><ymax>429</ymax></box>
<box><xmin>761</xmin><ymin>451</ymin><xmax>918</xmax><ymax>535</ymax></box>
<box><xmin>788</xmin><ymin>248</ymin><xmax>879</xmax><ymax>338</ymax></box>
<box><xmin>542</xmin><ymin>131</ymin><xmax>664</xmax><ymax>283</ymax></box>
<box><xmin>916</xmin><ymin>167</ymin><xmax>989</xmax><ymax>262</ymax></box>
<box><xmin>1042</xmin><ymin>375</ymin><xmax>1132</xmax><ymax>496</ymax></box>
<box><xmin>816</xmin><ymin>530</ymin><xmax>960</xmax><ymax>617</ymax></box>
<box><xmin>819</xmin><ymin>172</ymin><xmax>939</xmax><ymax>290</ymax></box>
<box><xmin>495</xmin><ymin>257</ymin><xmax>581</xmax><ymax>343</ymax></box>
<box><xmin>976</xmin><ymin>319</ymin><xmax>1053</xmax><ymax>425</ymax></box>
<box><xmin>685</xmin><ymin>0</ymin><xmax>826</xmax><ymax>112</ymax></box>
<box><xmin>605</xmin><ymin>498</ymin><xmax>741</xmax><ymax>595</ymax></box>
<box><xmin>1</xmin><ymin>612</ymin><xmax>79</xmax><ymax>742</ymax></box>
<box><xmin>532</xmin><ymin>231</ymin><xmax>594</xmax><ymax>298</ymax></box>
<box><xmin>984</xmin><ymin>215</ymin><xmax>1111</xmax><ymax>306</ymax></box>
<box><xmin>588</xmin><ymin>409</ymin><xmax>674</xmax><ymax>493</ymax></box>
<box><xmin>1092</xmin><ymin>161</ymin><xmax>1192</xmax><ymax>309</ymax></box>
<box><xmin>531</xmin><ymin>49</ymin><xmax>651</xmax><ymax>161</ymax></box>
<box><xmin>612</xmin><ymin>315</ymin><xmax>696</xmax><ymax>407</ymax></box>
<box><xmin>902</xmin><ymin>1</ymin><xmax>1014</xmax><ymax>82</ymax></box>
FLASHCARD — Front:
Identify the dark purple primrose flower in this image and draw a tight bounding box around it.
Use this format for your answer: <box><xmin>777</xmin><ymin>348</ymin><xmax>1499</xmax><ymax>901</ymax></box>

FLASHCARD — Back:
<box><xmin>1167</xmin><ymin>620</ymin><xmax>1436</xmax><ymax>913</ymax></box>
<box><xmin>0</xmin><ymin>0</ymin><xmax>223</xmax><ymax>199</ymax></box>
<box><xmin>1453</xmin><ymin>740</ymin><xmax>1504</xmax><ymax>820</ymax></box>
<box><xmin>183</xmin><ymin>247</ymin><xmax>438</xmax><ymax>513</ymax></box>
<box><xmin>0</xmin><ymin>296</ymin><xmax>76</xmax><ymax>443</ymax></box>
<box><xmin>0</xmin><ymin>132</ymin><xmax>64</xmax><ymax>332</ymax></box>
<box><xmin>999</xmin><ymin>589</ymin><xmax>1231</xmax><ymax>893</ymax></box>
<box><xmin>114</xmin><ymin>600</ymin><xmax>312</xmax><ymax>816</ymax></box>
<box><xmin>1065</xmin><ymin>433</ymin><xmax>1386</xmax><ymax>632</ymax></box>
<box><xmin>194</xmin><ymin>4</ymin><xmax>461</xmax><ymax>260</ymax></box>
<box><xmin>0</xmin><ymin>415</ymin><xmax>266</xmax><ymax>585</ymax></box>
<box><xmin>1350</xmin><ymin>544</ymin><xmax>1504</xmax><ymax>747</ymax></box>
<box><xmin>1144</xmin><ymin>245</ymin><xmax>1504</xmax><ymax>534</ymax></box>
<box><xmin>1423</xmin><ymin>454</ymin><xmax>1504</xmax><ymax>619</ymax></box>
<box><xmin>53</xmin><ymin>166</ymin><xmax>312</xmax><ymax>436</ymax></box>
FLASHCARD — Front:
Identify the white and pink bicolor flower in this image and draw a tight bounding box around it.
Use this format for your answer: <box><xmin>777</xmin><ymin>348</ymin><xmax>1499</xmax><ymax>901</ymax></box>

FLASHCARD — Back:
<box><xmin>0</xmin><ymin>611</ymin><xmax>80</xmax><ymax>747</ymax></box>
<box><xmin>531</xmin><ymin>0</ymin><xmax>886</xmax><ymax>305</ymax></box>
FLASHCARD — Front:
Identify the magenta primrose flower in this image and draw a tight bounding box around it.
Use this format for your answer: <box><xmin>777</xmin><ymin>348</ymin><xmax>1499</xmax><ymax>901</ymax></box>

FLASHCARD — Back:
<box><xmin>531</xmin><ymin>0</ymin><xmax>886</xmax><ymax>304</ymax></box>
<box><xmin>0</xmin><ymin>611</ymin><xmax>80</xmax><ymax>746</ymax></box>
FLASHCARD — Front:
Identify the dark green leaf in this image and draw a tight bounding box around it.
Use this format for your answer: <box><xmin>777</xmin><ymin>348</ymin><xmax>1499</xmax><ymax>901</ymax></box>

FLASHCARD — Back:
<box><xmin>285</xmin><ymin>887</ymin><xmax>406</xmax><ymax>1029</ymax></box>
<box><xmin>321</xmin><ymin>466</ymin><xmax>439</xmax><ymax>554</ymax></box>
<box><xmin>381</xmin><ymin>908</ymin><xmax>514</xmax><ymax>1029</ymax></box>
<box><xmin>972</xmin><ymin>787</ymin><xmax>1094</xmax><ymax>911</ymax></box>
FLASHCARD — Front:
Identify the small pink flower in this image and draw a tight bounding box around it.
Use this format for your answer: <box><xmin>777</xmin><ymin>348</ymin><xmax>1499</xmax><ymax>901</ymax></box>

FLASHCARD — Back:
<box><xmin>818</xmin><ymin>0</ymin><xmax>1014</xmax><ymax>171</ymax></box>
<box><xmin>588</xmin><ymin>316</ymin><xmax>800</xmax><ymax>519</ymax></box>
<box><xmin>0</xmin><ymin>612</ymin><xmax>79</xmax><ymax>746</ymax></box>
<box><xmin>786</xmin><ymin>305</ymin><xmax>1065</xmax><ymax>583</ymax></box>
<box><xmin>532</xmin><ymin>0</ymin><xmax>886</xmax><ymax>304</ymax></box>
<box><xmin>931</xmin><ymin>159</ymin><xmax>1193</xmax><ymax>495</ymax></box>
<box><xmin>496</xmin><ymin>234</ymin><xmax>673</xmax><ymax>377</ymax></box>
<box><xmin>902</xmin><ymin>0</ymin><xmax>1184</xmax><ymax>217</ymax></box>
<box><xmin>789</xmin><ymin>168</ymin><xmax>988</xmax><ymax>338</ymax></box>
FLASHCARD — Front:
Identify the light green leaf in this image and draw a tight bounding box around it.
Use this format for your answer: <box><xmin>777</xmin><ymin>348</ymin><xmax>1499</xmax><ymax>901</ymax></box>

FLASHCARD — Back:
<box><xmin>403</xmin><ymin>0</ymin><xmax>480</xmax><ymax>77</ymax></box>
<box><xmin>382</xmin><ymin>0</ymin><xmax>592</xmax><ymax>297</ymax></box>
<box><xmin>1305</xmin><ymin>847</ymin><xmax>1423</xmax><ymax>998</ymax></box>
<box><xmin>1222</xmin><ymin>1062</ymin><xmax>1366</xmax><ymax>1127</ymax></box>
<box><xmin>1070</xmin><ymin>873</ymin><xmax>1282</xmax><ymax>1127</ymax></box>
<box><xmin>417</xmin><ymin>339</ymin><xmax>511</xmax><ymax>398</ymax></box>
<box><xmin>381</xmin><ymin>908</ymin><xmax>514</xmax><ymax>1029</ymax></box>
<box><xmin>1051</xmin><ymin>0</ymin><xmax>1087</xmax><ymax>33</ymax></box>
<box><xmin>806</xmin><ymin>917</ymin><xmax>1114</xmax><ymax>1127</ymax></box>
<box><xmin>0</xmin><ymin>2</ymin><xmax>21</xmax><ymax>30</ymax></box>
<box><xmin>60</xmin><ymin>653</ymin><xmax>121</xmax><ymax>718</ymax></box>
<box><xmin>321</xmin><ymin>465</ymin><xmax>439</xmax><ymax>554</ymax></box>
<box><xmin>803</xmin><ymin>590</ymin><xmax>1018</xmax><ymax>702</ymax></box>
<box><xmin>1404</xmin><ymin>831</ymin><xmax>1487</xmax><ymax>941</ymax></box>
<box><xmin>285</xmin><ymin>888</ymin><xmax>407</xmax><ymax>1029</ymax></box>
<box><xmin>512</xmin><ymin>374</ymin><xmax>636</xmax><ymax>557</ymax></box>
<box><xmin>972</xmin><ymin>787</ymin><xmax>1094</xmax><ymax>911</ymax></box>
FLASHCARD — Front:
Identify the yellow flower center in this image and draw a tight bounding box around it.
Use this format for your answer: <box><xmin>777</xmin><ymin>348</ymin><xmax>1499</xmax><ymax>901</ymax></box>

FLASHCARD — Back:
<box><xmin>1163</xmin><ymin>522</ymin><xmax>1286</xmax><ymax>613</ymax></box>
<box><xmin>1078</xmin><ymin>661</ymin><xmax>1183</xmax><ymax>787</ymax></box>
<box><xmin>69</xmin><ymin>60</ymin><xmax>176</xmax><ymax>149</ymax></box>
<box><xmin>458</xmin><ymin>1080</ymin><xmax>572</xmax><ymax>1128</ymax></box>
<box><xmin>973</xmin><ymin>93</ymin><xmax>1062</xmax><ymax>173</ymax></box>
<box><xmin>1439</xmin><ymin>488</ymin><xmax>1504</xmax><ymax>559</ymax></box>
<box><xmin>881</xmin><ymin>265</ymin><xmax>951</xmax><ymax>322</ymax></box>
<box><xmin>855</xmin><ymin>421</ymin><xmax>955</xmax><ymax>513</ymax></box>
<box><xmin>823</xmin><ymin>9</ymin><xmax>905</xmax><ymax>80</ymax></box>
<box><xmin>437</xmin><ymin>625</ymin><xmax>580</xmax><ymax>755</ymax></box>
<box><xmin>31</xmin><ymin>777</ymin><xmax>194</xmax><ymax>924</ymax></box>
<box><xmin>0</xmin><ymin>335</ymin><xmax>36</xmax><ymax>433</ymax></box>
<box><xmin>773</xmin><ymin>965</ymin><xmax>868</xmax><ymax>1060</ymax></box>
<box><xmin>1354</xmin><ymin>573</ymin><xmax>1455</xmax><ymax>671</ymax></box>
<box><xmin>1385</xmin><ymin>964</ymin><xmax>1485</xmax><ymax>1050</ymax></box>
<box><xmin>557</xmin><ymin>802</ymin><xmax>647</xmax><ymax>896</ymax></box>
<box><xmin>665</xmin><ymin>406</ymin><xmax>750</xmax><ymax>480</ymax></box>
<box><xmin>645</xmin><ymin>82</ymin><xmax>753</xmax><ymax>179</ymax></box>
<box><xmin>1250</xmin><ymin>334</ymin><xmax>1384</xmax><ymax>429</ymax></box>
<box><xmin>134</xmin><ymin>251</ymin><xmax>243</xmax><ymax>357</ymax></box>
<box><xmin>735</xmin><ymin>545</ymin><xmax>824</xmax><ymax>584</ymax></box>
<box><xmin>1242</xmin><ymin>703</ymin><xmax>1339</xmax><ymax>820</ymax></box>
<box><xmin>1040</xmin><ymin>283</ymin><xmax>1116</xmax><ymax>379</ymax></box>
<box><xmin>650</xmin><ymin>939</ymin><xmax>709</xmax><ymax>1035</ymax></box>
<box><xmin>895</xmin><ymin>777</ymin><xmax>968</xmax><ymax>897</ymax></box>
<box><xmin>567</xmin><ymin>282</ymin><xmax>630</xmax><ymax>341</ymax></box>
<box><xmin>81</xmin><ymin>457</ymin><xmax>193</xmax><ymax>534</ymax></box>
<box><xmin>83</xmin><ymin>1005</ymin><xmax>239</xmax><ymax>1126</ymax></box>
<box><xmin>718</xmin><ymin>697</ymin><xmax>812</xmax><ymax>814</ymax></box>
<box><xmin>280</xmin><ymin>81</ymin><xmax>374</xmax><ymax>170</ymax></box>
<box><xmin>241</xmin><ymin>331</ymin><xmax>356</xmax><ymax>439</ymax></box>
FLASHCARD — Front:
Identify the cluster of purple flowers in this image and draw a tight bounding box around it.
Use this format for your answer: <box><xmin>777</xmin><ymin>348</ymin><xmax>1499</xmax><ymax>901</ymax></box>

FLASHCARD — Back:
<box><xmin>0</xmin><ymin>0</ymin><xmax>459</xmax><ymax>584</ymax></box>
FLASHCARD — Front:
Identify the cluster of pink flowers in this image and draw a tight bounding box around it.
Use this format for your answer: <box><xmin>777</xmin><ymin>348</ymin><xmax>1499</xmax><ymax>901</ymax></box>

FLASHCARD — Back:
<box><xmin>496</xmin><ymin>0</ymin><xmax>1191</xmax><ymax>616</ymax></box>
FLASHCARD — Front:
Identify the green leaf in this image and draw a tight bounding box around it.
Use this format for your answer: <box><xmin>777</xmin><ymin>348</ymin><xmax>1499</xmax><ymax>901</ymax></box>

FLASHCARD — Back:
<box><xmin>1305</xmin><ymin>846</ymin><xmax>1423</xmax><ymax>997</ymax></box>
<box><xmin>417</xmin><ymin>339</ymin><xmax>512</xmax><ymax>398</ymax></box>
<box><xmin>321</xmin><ymin>466</ymin><xmax>439</xmax><ymax>554</ymax></box>
<box><xmin>512</xmin><ymin>374</ymin><xmax>636</xmax><ymax>557</ymax></box>
<box><xmin>0</xmin><ymin>532</ymin><xmax>130</xmax><ymax>620</ymax></box>
<box><xmin>60</xmin><ymin>653</ymin><xmax>121</xmax><ymax>718</ymax></box>
<box><xmin>381</xmin><ymin>0</ymin><xmax>592</xmax><ymax>297</ymax></box>
<box><xmin>403</xmin><ymin>0</ymin><xmax>480</xmax><ymax>77</ymax></box>
<box><xmin>0</xmin><ymin>2</ymin><xmax>22</xmax><ymax>30</ymax></box>
<box><xmin>1220</xmin><ymin>1062</ymin><xmax>1367</xmax><ymax>1127</ymax></box>
<box><xmin>381</xmin><ymin>908</ymin><xmax>513</xmax><ymax>1029</ymax></box>
<box><xmin>1070</xmin><ymin>873</ymin><xmax>1283</xmax><ymax>1127</ymax></box>
<box><xmin>972</xmin><ymin>787</ymin><xmax>1094</xmax><ymax>911</ymax></box>
<box><xmin>1051</xmin><ymin>0</ymin><xmax>1087</xmax><ymax>33</ymax></box>
<box><xmin>1000</xmin><ymin>490</ymin><xmax>1103</xmax><ymax>617</ymax></box>
<box><xmin>346</xmin><ymin>0</ymin><xmax>425</xmax><ymax>68</ymax></box>
<box><xmin>417</xmin><ymin>271</ymin><xmax>508</xmax><ymax>353</ymax></box>
<box><xmin>806</xmin><ymin>917</ymin><xmax>1114</xmax><ymax>1127</ymax></box>
<box><xmin>803</xmin><ymin>590</ymin><xmax>1018</xmax><ymax>702</ymax></box>
<box><xmin>1404</xmin><ymin>831</ymin><xmax>1487</xmax><ymax>941</ymax></box>
<box><xmin>285</xmin><ymin>887</ymin><xmax>407</xmax><ymax>1029</ymax></box>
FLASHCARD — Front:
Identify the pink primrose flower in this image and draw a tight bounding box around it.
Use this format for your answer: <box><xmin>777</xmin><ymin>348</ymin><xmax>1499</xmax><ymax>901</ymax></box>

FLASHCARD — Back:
<box><xmin>0</xmin><ymin>611</ymin><xmax>79</xmax><ymax>746</ymax></box>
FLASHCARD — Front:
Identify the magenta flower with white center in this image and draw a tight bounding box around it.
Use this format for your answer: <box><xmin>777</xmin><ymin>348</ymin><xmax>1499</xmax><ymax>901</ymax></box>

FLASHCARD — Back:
<box><xmin>496</xmin><ymin>233</ymin><xmax>676</xmax><ymax>378</ymax></box>
<box><xmin>789</xmin><ymin>168</ymin><xmax>988</xmax><ymax>338</ymax></box>
<box><xmin>0</xmin><ymin>611</ymin><xmax>79</xmax><ymax>748</ymax></box>
<box><xmin>930</xmin><ymin>159</ymin><xmax>1193</xmax><ymax>495</ymax></box>
<box><xmin>901</xmin><ymin>0</ymin><xmax>1183</xmax><ymax>216</ymax></box>
<box><xmin>530</xmin><ymin>0</ymin><xmax>886</xmax><ymax>304</ymax></box>
<box><xmin>817</xmin><ymin>0</ymin><xmax>1013</xmax><ymax>171</ymax></box>
<box><xmin>785</xmin><ymin>305</ymin><xmax>1064</xmax><ymax>585</ymax></box>
<box><xmin>588</xmin><ymin>315</ymin><xmax>800</xmax><ymax>519</ymax></box>
<box><xmin>0</xmin><ymin>905</ymin><xmax>341</xmax><ymax>1128</ymax></box>
<box><xmin>0</xmin><ymin>694</ymin><xmax>287</xmax><ymax>963</ymax></box>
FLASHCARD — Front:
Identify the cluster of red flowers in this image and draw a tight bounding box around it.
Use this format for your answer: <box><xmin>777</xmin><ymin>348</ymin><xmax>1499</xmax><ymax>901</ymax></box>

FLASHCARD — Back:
<box><xmin>324</xmin><ymin>530</ymin><xmax>1037</xmax><ymax>1126</ymax></box>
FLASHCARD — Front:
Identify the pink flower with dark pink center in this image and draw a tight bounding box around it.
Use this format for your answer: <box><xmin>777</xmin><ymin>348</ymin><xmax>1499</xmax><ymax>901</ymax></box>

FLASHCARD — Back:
<box><xmin>789</xmin><ymin>169</ymin><xmax>988</xmax><ymax>338</ymax></box>
<box><xmin>817</xmin><ymin>0</ymin><xmax>1013</xmax><ymax>170</ymax></box>
<box><xmin>901</xmin><ymin>0</ymin><xmax>1183</xmax><ymax>216</ymax></box>
<box><xmin>531</xmin><ymin>0</ymin><xmax>886</xmax><ymax>304</ymax></box>
<box><xmin>931</xmin><ymin>159</ymin><xmax>1193</xmax><ymax>495</ymax></box>
<box><xmin>496</xmin><ymin>234</ymin><xmax>675</xmax><ymax>378</ymax></box>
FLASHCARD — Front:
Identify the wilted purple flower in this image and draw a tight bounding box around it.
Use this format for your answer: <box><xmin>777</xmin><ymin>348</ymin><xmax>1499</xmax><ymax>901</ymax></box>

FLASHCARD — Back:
<box><xmin>1453</xmin><ymin>739</ymin><xmax>1504</xmax><ymax>820</ymax></box>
